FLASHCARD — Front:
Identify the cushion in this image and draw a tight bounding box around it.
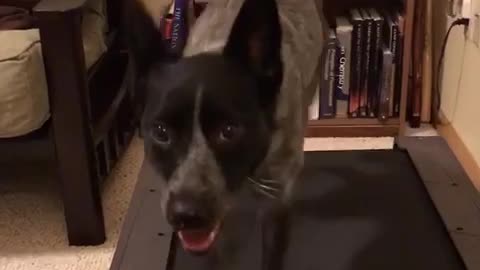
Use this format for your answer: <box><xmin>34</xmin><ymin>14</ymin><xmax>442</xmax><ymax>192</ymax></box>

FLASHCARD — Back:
<box><xmin>0</xmin><ymin>0</ymin><xmax>107</xmax><ymax>138</ymax></box>
<box><xmin>0</xmin><ymin>0</ymin><xmax>41</xmax><ymax>10</ymax></box>
<box><xmin>0</xmin><ymin>6</ymin><xmax>36</xmax><ymax>30</ymax></box>
<box><xmin>0</xmin><ymin>29</ymin><xmax>49</xmax><ymax>138</ymax></box>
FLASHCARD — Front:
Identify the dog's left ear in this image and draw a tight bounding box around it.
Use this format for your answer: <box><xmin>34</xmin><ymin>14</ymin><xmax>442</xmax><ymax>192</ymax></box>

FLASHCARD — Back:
<box><xmin>223</xmin><ymin>0</ymin><xmax>283</xmax><ymax>108</ymax></box>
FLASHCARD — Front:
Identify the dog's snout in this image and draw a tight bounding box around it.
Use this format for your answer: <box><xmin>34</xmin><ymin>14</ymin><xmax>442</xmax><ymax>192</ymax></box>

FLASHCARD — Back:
<box><xmin>167</xmin><ymin>193</ymin><xmax>214</xmax><ymax>230</ymax></box>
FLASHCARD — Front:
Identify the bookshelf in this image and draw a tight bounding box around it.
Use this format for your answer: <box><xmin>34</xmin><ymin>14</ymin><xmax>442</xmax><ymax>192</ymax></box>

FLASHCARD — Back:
<box><xmin>305</xmin><ymin>0</ymin><xmax>415</xmax><ymax>137</ymax></box>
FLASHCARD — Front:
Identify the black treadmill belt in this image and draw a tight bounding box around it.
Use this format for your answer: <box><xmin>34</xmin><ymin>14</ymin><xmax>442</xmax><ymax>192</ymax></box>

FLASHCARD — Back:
<box><xmin>170</xmin><ymin>150</ymin><xmax>466</xmax><ymax>270</ymax></box>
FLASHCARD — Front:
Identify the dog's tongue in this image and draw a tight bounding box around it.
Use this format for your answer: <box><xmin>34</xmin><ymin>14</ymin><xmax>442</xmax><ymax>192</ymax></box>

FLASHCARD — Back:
<box><xmin>178</xmin><ymin>226</ymin><xmax>218</xmax><ymax>253</ymax></box>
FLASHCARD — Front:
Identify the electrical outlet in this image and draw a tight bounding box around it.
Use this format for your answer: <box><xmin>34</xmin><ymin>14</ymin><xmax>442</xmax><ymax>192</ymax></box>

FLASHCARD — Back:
<box><xmin>448</xmin><ymin>0</ymin><xmax>461</xmax><ymax>17</ymax></box>
<box><xmin>461</xmin><ymin>0</ymin><xmax>472</xmax><ymax>19</ymax></box>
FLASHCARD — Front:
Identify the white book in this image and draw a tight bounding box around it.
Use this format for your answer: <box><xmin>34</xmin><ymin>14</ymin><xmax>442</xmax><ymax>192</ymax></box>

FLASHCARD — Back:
<box><xmin>308</xmin><ymin>83</ymin><xmax>320</xmax><ymax>120</ymax></box>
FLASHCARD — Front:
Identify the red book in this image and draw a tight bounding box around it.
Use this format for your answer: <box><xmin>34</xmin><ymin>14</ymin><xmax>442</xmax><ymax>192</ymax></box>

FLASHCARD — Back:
<box><xmin>163</xmin><ymin>15</ymin><xmax>173</xmax><ymax>40</ymax></box>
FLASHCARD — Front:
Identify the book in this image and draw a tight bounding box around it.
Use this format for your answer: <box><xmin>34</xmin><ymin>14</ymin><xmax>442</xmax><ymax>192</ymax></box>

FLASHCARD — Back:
<box><xmin>359</xmin><ymin>9</ymin><xmax>372</xmax><ymax>117</ymax></box>
<box><xmin>393</xmin><ymin>11</ymin><xmax>405</xmax><ymax>117</ymax></box>
<box><xmin>170</xmin><ymin>0</ymin><xmax>190</xmax><ymax>57</ymax></box>
<box><xmin>383</xmin><ymin>11</ymin><xmax>399</xmax><ymax>117</ymax></box>
<box><xmin>367</xmin><ymin>8</ymin><xmax>384</xmax><ymax>118</ymax></box>
<box><xmin>319</xmin><ymin>29</ymin><xmax>338</xmax><ymax>118</ymax></box>
<box><xmin>348</xmin><ymin>9</ymin><xmax>364</xmax><ymax>118</ymax></box>
<box><xmin>162</xmin><ymin>14</ymin><xmax>174</xmax><ymax>40</ymax></box>
<box><xmin>334</xmin><ymin>16</ymin><xmax>353</xmax><ymax>118</ymax></box>
<box><xmin>308</xmin><ymin>83</ymin><xmax>321</xmax><ymax>120</ymax></box>
<box><xmin>378</xmin><ymin>46</ymin><xmax>394</xmax><ymax>121</ymax></box>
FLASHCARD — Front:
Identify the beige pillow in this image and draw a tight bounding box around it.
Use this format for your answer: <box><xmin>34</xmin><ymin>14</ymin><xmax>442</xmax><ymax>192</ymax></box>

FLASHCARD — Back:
<box><xmin>0</xmin><ymin>29</ymin><xmax>50</xmax><ymax>138</ymax></box>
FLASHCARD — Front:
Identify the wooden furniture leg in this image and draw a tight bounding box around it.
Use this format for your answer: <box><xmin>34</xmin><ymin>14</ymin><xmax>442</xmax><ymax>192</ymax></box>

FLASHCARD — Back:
<box><xmin>34</xmin><ymin>0</ymin><xmax>106</xmax><ymax>246</ymax></box>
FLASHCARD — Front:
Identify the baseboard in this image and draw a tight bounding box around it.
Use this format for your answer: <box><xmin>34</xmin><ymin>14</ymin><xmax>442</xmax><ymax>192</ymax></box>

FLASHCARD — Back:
<box><xmin>438</xmin><ymin>124</ymin><xmax>480</xmax><ymax>191</ymax></box>
<box><xmin>438</xmin><ymin>110</ymin><xmax>451</xmax><ymax>125</ymax></box>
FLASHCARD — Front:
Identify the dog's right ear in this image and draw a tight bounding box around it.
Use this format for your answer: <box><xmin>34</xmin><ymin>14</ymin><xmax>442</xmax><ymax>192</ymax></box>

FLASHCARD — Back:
<box><xmin>223</xmin><ymin>0</ymin><xmax>283</xmax><ymax>110</ymax></box>
<box><xmin>124</xmin><ymin>0</ymin><xmax>168</xmax><ymax>75</ymax></box>
<box><xmin>124</xmin><ymin>0</ymin><xmax>169</xmax><ymax>129</ymax></box>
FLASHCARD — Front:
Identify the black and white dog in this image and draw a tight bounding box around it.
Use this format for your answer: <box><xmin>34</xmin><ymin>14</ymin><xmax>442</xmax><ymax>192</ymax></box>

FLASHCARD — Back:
<box><xmin>125</xmin><ymin>0</ymin><xmax>324</xmax><ymax>268</ymax></box>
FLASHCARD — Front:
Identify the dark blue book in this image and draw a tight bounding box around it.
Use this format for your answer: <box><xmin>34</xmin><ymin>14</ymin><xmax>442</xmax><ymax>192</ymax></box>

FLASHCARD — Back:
<box><xmin>319</xmin><ymin>29</ymin><xmax>338</xmax><ymax>118</ymax></box>
<box><xmin>367</xmin><ymin>8</ymin><xmax>384</xmax><ymax>118</ymax></box>
<box><xmin>334</xmin><ymin>16</ymin><xmax>353</xmax><ymax>118</ymax></box>
<box><xmin>169</xmin><ymin>0</ymin><xmax>189</xmax><ymax>57</ymax></box>
<box><xmin>359</xmin><ymin>9</ymin><xmax>372</xmax><ymax>118</ymax></box>
<box><xmin>348</xmin><ymin>9</ymin><xmax>364</xmax><ymax>118</ymax></box>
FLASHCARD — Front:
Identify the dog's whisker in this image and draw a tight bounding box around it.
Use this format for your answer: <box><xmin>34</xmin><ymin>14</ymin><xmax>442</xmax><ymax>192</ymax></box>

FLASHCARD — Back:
<box><xmin>258</xmin><ymin>178</ymin><xmax>283</xmax><ymax>188</ymax></box>
<box><xmin>251</xmin><ymin>185</ymin><xmax>278</xmax><ymax>199</ymax></box>
<box><xmin>248</xmin><ymin>177</ymin><xmax>281</xmax><ymax>192</ymax></box>
<box><xmin>258</xmin><ymin>178</ymin><xmax>280</xmax><ymax>184</ymax></box>
<box><xmin>248</xmin><ymin>177</ymin><xmax>281</xmax><ymax>199</ymax></box>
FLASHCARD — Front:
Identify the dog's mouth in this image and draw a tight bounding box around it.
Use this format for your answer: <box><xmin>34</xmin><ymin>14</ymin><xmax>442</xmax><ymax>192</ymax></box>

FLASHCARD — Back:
<box><xmin>177</xmin><ymin>223</ymin><xmax>221</xmax><ymax>254</ymax></box>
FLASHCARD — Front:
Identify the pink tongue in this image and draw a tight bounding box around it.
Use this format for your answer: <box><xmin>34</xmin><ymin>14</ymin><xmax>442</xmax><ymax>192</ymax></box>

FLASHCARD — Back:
<box><xmin>181</xmin><ymin>229</ymin><xmax>210</xmax><ymax>244</ymax></box>
<box><xmin>178</xmin><ymin>229</ymin><xmax>215</xmax><ymax>252</ymax></box>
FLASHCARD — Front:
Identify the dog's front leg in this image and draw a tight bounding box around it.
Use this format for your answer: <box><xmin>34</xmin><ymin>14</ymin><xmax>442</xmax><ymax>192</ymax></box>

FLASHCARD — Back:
<box><xmin>261</xmin><ymin>200</ymin><xmax>290</xmax><ymax>270</ymax></box>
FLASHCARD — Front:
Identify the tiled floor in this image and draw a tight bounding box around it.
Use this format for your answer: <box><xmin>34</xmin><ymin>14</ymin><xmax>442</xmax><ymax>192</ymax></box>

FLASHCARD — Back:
<box><xmin>0</xmin><ymin>135</ymin><xmax>403</xmax><ymax>270</ymax></box>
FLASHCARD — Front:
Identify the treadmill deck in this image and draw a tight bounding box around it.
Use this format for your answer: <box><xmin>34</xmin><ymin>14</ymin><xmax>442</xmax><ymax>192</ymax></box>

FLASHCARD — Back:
<box><xmin>110</xmin><ymin>137</ymin><xmax>480</xmax><ymax>270</ymax></box>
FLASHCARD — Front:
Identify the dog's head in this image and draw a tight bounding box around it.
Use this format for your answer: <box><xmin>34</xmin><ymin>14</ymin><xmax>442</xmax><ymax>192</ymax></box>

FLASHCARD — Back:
<box><xmin>140</xmin><ymin>0</ymin><xmax>282</xmax><ymax>254</ymax></box>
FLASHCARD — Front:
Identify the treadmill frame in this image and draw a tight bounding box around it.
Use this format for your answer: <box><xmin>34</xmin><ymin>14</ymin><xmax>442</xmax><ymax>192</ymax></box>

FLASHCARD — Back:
<box><xmin>109</xmin><ymin>136</ymin><xmax>480</xmax><ymax>270</ymax></box>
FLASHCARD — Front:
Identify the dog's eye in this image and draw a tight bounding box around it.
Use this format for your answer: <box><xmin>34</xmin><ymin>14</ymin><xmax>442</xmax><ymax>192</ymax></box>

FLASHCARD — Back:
<box><xmin>217</xmin><ymin>124</ymin><xmax>242</xmax><ymax>144</ymax></box>
<box><xmin>152</xmin><ymin>123</ymin><xmax>171</xmax><ymax>145</ymax></box>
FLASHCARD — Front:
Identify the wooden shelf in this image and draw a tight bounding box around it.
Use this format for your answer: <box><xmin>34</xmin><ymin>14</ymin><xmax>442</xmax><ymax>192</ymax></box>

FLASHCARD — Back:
<box><xmin>306</xmin><ymin>119</ymin><xmax>400</xmax><ymax>137</ymax></box>
<box><xmin>306</xmin><ymin>0</ymin><xmax>414</xmax><ymax>137</ymax></box>
<box><xmin>309</xmin><ymin>118</ymin><xmax>400</xmax><ymax>126</ymax></box>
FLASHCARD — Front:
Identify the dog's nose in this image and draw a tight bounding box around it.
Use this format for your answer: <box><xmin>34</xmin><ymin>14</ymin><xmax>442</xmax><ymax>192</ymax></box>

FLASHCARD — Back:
<box><xmin>167</xmin><ymin>194</ymin><xmax>212</xmax><ymax>230</ymax></box>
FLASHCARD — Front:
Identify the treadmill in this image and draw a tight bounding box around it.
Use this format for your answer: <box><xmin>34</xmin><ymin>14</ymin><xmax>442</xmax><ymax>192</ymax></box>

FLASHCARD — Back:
<box><xmin>109</xmin><ymin>137</ymin><xmax>480</xmax><ymax>270</ymax></box>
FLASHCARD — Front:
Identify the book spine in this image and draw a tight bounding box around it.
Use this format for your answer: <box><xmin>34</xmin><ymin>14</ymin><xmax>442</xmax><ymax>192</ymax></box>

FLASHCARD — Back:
<box><xmin>308</xmin><ymin>84</ymin><xmax>320</xmax><ymax>120</ymax></box>
<box><xmin>335</xmin><ymin>25</ymin><xmax>352</xmax><ymax>118</ymax></box>
<box><xmin>163</xmin><ymin>15</ymin><xmax>173</xmax><ymax>40</ymax></box>
<box><xmin>320</xmin><ymin>38</ymin><xmax>337</xmax><ymax>118</ymax></box>
<box><xmin>394</xmin><ymin>16</ymin><xmax>405</xmax><ymax>117</ymax></box>
<box><xmin>389</xmin><ymin>21</ymin><xmax>399</xmax><ymax>117</ymax></box>
<box><xmin>369</xmin><ymin>17</ymin><xmax>383</xmax><ymax>118</ymax></box>
<box><xmin>349</xmin><ymin>19</ymin><xmax>363</xmax><ymax>118</ymax></box>
<box><xmin>170</xmin><ymin>0</ymin><xmax>189</xmax><ymax>57</ymax></box>
<box><xmin>335</xmin><ymin>45</ymin><xmax>349</xmax><ymax>117</ymax></box>
<box><xmin>361</xmin><ymin>16</ymin><xmax>372</xmax><ymax>117</ymax></box>
<box><xmin>378</xmin><ymin>47</ymin><xmax>393</xmax><ymax>121</ymax></box>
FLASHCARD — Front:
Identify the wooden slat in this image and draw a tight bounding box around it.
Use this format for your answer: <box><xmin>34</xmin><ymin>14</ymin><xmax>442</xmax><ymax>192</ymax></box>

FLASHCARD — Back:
<box><xmin>399</xmin><ymin>0</ymin><xmax>415</xmax><ymax>134</ymax></box>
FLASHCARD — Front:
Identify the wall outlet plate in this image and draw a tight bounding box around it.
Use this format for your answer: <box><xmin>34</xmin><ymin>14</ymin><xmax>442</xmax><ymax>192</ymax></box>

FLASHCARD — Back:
<box><xmin>448</xmin><ymin>0</ymin><xmax>461</xmax><ymax>17</ymax></box>
<box><xmin>461</xmin><ymin>0</ymin><xmax>472</xmax><ymax>19</ymax></box>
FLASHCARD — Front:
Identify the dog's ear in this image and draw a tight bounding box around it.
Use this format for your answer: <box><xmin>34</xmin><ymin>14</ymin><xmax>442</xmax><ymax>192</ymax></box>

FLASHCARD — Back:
<box><xmin>124</xmin><ymin>0</ymin><xmax>170</xmax><ymax>131</ymax></box>
<box><xmin>223</xmin><ymin>0</ymin><xmax>283</xmax><ymax>109</ymax></box>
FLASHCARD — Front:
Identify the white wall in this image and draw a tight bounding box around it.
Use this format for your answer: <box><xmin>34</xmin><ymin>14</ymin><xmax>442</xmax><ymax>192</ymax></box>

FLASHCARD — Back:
<box><xmin>434</xmin><ymin>0</ymin><xmax>480</xmax><ymax>166</ymax></box>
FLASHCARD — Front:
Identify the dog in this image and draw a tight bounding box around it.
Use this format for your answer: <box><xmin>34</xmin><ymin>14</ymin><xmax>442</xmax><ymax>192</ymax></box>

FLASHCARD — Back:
<box><xmin>125</xmin><ymin>0</ymin><xmax>324</xmax><ymax>268</ymax></box>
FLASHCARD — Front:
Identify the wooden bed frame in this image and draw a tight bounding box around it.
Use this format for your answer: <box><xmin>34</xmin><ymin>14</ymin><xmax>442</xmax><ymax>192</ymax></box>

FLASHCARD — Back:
<box><xmin>0</xmin><ymin>0</ymin><xmax>135</xmax><ymax>246</ymax></box>
<box><xmin>109</xmin><ymin>136</ymin><xmax>480</xmax><ymax>270</ymax></box>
